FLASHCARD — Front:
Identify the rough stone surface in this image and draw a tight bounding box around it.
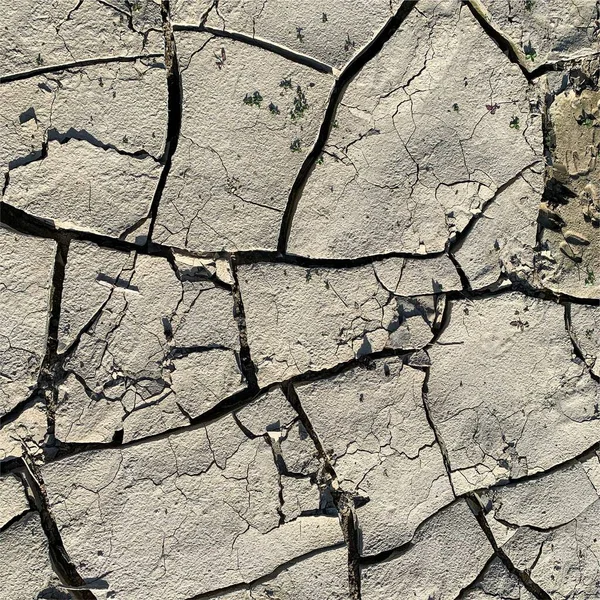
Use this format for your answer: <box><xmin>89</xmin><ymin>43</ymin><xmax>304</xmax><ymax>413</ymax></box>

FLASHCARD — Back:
<box><xmin>4</xmin><ymin>2</ymin><xmax>600</xmax><ymax>599</ymax></box>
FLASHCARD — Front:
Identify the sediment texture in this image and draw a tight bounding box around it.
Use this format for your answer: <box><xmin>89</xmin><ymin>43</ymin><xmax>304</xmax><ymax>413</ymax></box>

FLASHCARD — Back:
<box><xmin>1</xmin><ymin>1</ymin><xmax>600</xmax><ymax>599</ymax></box>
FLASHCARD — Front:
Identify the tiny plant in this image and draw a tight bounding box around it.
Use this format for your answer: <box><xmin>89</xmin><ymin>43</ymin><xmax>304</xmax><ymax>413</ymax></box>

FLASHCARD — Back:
<box><xmin>524</xmin><ymin>42</ymin><xmax>537</xmax><ymax>62</ymax></box>
<box><xmin>577</xmin><ymin>111</ymin><xmax>596</xmax><ymax>126</ymax></box>
<box><xmin>290</xmin><ymin>85</ymin><xmax>309</xmax><ymax>120</ymax></box>
<box><xmin>36</xmin><ymin>53</ymin><xmax>43</xmax><ymax>66</ymax></box>
<box><xmin>243</xmin><ymin>91</ymin><xmax>263</xmax><ymax>107</ymax></box>
<box><xmin>453</xmin><ymin>103</ymin><xmax>459</xmax><ymax>112</ymax></box>
<box><xmin>322</xmin><ymin>13</ymin><xmax>328</xmax><ymax>22</ymax></box>
<box><xmin>585</xmin><ymin>267</ymin><xmax>596</xmax><ymax>285</ymax></box>
<box><xmin>290</xmin><ymin>138</ymin><xmax>302</xmax><ymax>152</ymax></box>
<box><xmin>296</xmin><ymin>27</ymin><xmax>304</xmax><ymax>43</ymax></box>
<box><xmin>268</xmin><ymin>102</ymin><xmax>280</xmax><ymax>115</ymax></box>
<box><xmin>132</xmin><ymin>0</ymin><xmax>142</xmax><ymax>11</ymax></box>
<box><xmin>509</xmin><ymin>116</ymin><xmax>520</xmax><ymax>129</ymax></box>
<box><xmin>316</xmin><ymin>154</ymin><xmax>324</xmax><ymax>165</ymax></box>
<box><xmin>486</xmin><ymin>103</ymin><xmax>500</xmax><ymax>114</ymax></box>
<box><xmin>214</xmin><ymin>47</ymin><xmax>226</xmax><ymax>70</ymax></box>
<box><xmin>344</xmin><ymin>33</ymin><xmax>355</xmax><ymax>52</ymax></box>
<box><xmin>279</xmin><ymin>78</ymin><xmax>293</xmax><ymax>91</ymax></box>
<box><xmin>332</xmin><ymin>119</ymin><xmax>339</xmax><ymax>128</ymax></box>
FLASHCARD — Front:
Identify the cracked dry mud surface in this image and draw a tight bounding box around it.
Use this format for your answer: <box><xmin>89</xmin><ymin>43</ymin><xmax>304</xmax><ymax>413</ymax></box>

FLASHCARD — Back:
<box><xmin>2</xmin><ymin>2</ymin><xmax>600</xmax><ymax>600</ymax></box>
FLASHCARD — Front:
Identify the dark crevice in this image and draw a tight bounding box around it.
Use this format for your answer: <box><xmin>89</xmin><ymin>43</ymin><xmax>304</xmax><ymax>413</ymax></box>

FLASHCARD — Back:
<box><xmin>0</xmin><ymin>54</ymin><xmax>163</xmax><ymax>84</ymax></box>
<box><xmin>133</xmin><ymin>0</ymin><xmax>183</xmax><ymax>247</ymax></box>
<box><xmin>421</xmin><ymin>367</ymin><xmax>457</xmax><ymax>497</ymax></box>
<box><xmin>277</xmin><ymin>0</ymin><xmax>421</xmax><ymax>253</ymax></box>
<box><xmin>46</xmin><ymin>128</ymin><xmax>159</xmax><ymax>161</ymax></box>
<box><xmin>40</xmin><ymin>238</ymin><xmax>70</xmax><ymax>460</ymax></box>
<box><xmin>230</xmin><ymin>257</ymin><xmax>259</xmax><ymax>391</ymax></box>
<box><xmin>173</xmin><ymin>24</ymin><xmax>334</xmax><ymax>74</ymax></box>
<box><xmin>465</xmin><ymin>492</ymin><xmax>553</xmax><ymax>600</ymax></box>
<box><xmin>0</xmin><ymin>509</ymin><xmax>34</xmax><ymax>534</ymax></box>
<box><xmin>283</xmin><ymin>383</ymin><xmax>361</xmax><ymax>599</ymax></box>
<box><xmin>183</xmin><ymin>542</ymin><xmax>346</xmax><ymax>600</ymax></box>
<box><xmin>20</xmin><ymin>452</ymin><xmax>98</xmax><ymax>600</ymax></box>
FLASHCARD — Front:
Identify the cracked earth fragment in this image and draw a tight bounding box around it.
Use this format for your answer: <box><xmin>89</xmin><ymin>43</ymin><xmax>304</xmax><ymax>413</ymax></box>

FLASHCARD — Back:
<box><xmin>171</xmin><ymin>0</ymin><xmax>402</xmax><ymax>70</ymax></box>
<box><xmin>41</xmin><ymin>394</ymin><xmax>343</xmax><ymax>599</ymax></box>
<box><xmin>239</xmin><ymin>256</ymin><xmax>460</xmax><ymax>386</ymax></box>
<box><xmin>288</xmin><ymin>0</ymin><xmax>542</xmax><ymax>258</ymax></box>
<box><xmin>3</xmin><ymin>1</ymin><xmax>600</xmax><ymax>598</ymax></box>
<box><xmin>56</xmin><ymin>243</ymin><xmax>243</xmax><ymax>443</ymax></box>
<box><xmin>153</xmin><ymin>32</ymin><xmax>332</xmax><ymax>251</ymax></box>
<box><xmin>295</xmin><ymin>357</ymin><xmax>454</xmax><ymax>556</ymax></box>
<box><xmin>428</xmin><ymin>292</ymin><xmax>600</xmax><ymax>494</ymax></box>
<box><xmin>1</xmin><ymin>0</ymin><xmax>163</xmax><ymax>78</ymax></box>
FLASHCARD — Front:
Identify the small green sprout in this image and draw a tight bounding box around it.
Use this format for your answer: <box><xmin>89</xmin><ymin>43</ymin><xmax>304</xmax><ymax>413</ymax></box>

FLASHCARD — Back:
<box><xmin>290</xmin><ymin>138</ymin><xmax>302</xmax><ymax>152</ymax></box>
<box><xmin>279</xmin><ymin>78</ymin><xmax>293</xmax><ymax>91</ymax></box>
<box><xmin>322</xmin><ymin>13</ymin><xmax>328</xmax><ymax>22</ymax></box>
<box><xmin>36</xmin><ymin>53</ymin><xmax>43</xmax><ymax>66</ymax></box>
<box><xmin>585</xmin><ymin>267</ymin><xmax>596</xmax><ymax>285</ymax></box>
<box><xmin>524</xmin><ymin>42</ymin><xmax>537</xmax><ymax>62</ymax></box>
<box><xmin>290</xmin><ymin>85</ymin><xmax>309</xmax><ymax>120</ymax></box>
<box><xmin>243</xmin><ymin>91</ymin><xmax>263</xmax><ymax>107</ymax></box>
<box><xmin>296</xmin><ymin>27</ymin><xmax>304</xmax><ymax>43</ymax></box>
<box><xmin>509</xmin><ymin>116</ymin><xmax>520</xmax><ymax>129</ymax></box>
<box><xmin>452</xmin><ymin>103</ymin><xmax>459</xmax><ymax>112</ymax></box>
<box><xmin>268</xmin><ymin>102</ymin><xmax>280</xmax><ymax>115</ymax></box>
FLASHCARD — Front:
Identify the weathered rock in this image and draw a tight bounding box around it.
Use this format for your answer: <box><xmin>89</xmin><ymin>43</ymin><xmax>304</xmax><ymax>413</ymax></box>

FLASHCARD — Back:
<box><xmin>153</xmin><ymin>32</ymin><xmax>332</xmax><ymax>251</ymax></box>
<box><xmin>428</xmin><ymin>292</ymin><xmax>600</xmax><ymax>493</ymax></box>
<box><xmin>239</xmin><ymin>257</ymin><xmax>460</xmax><ymax>386</ymax></box>
<box><xmin>295</xmin><ymin>357</ymin><xmax>454</xmax><ymax>556</ymax></box>
<box><xmin>172</xmin><ymin>0</ymin><xmax>402</xmax><ymax>70</ymax></box>
<box><xmin>0</xmin><ymin>226</ymin><xmax>55</xmax><ymax>417</ymax></box>
<box><xmin>1</xmin><ymin>0</ymin><xmax>163</xmax><ymax>77</ymax></box>
<box><xmin>0</xmin><ymin>475</ymin><xmax>29</xmax><ymax>529</ymax></box>
<box><xmin>288</xmin><ymin>0</ymin><xmax>542</xmax><ymax>258</ymax></box>
<box><xmin>3</xmin><ymin>140</ymin><xmax>162</xmax><ymax>240</ymax></box>
<box><xmin>42</xmin><ymin>408</ymin><xmax>343</xmax><ymax>599</ymax></box>
<box><xmin>0</xmin><ymin>512</ymin><xmax>61</xmax><ymax>600</ymax></box>
<box><xmin>361</xmin><ymin>500</ymin><xmax>493</xmax><ymax>599</ymax></box>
